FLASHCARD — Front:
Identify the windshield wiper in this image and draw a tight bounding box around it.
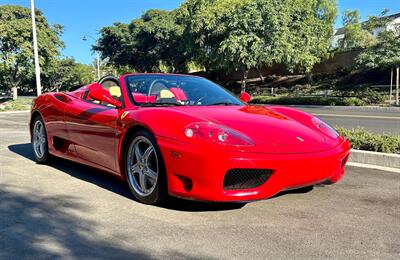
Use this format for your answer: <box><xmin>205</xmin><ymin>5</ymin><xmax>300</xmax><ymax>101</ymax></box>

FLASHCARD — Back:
<box><xmin>207</xmin><ymin>102</ymin><xmax>238</xmax><ymax>106</ymax></box>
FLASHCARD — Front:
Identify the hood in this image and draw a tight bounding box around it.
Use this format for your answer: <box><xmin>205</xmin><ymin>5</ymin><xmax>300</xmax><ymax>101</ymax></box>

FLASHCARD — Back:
<box><xmin>169</xmin><ymin>105</ymin><xmax>340</xmax><ymax>153</ymax></box>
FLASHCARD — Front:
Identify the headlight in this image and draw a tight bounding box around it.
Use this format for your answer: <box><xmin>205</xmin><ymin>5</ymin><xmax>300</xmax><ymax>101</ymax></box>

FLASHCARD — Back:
<box><xmin>312</xmin><ymin>117</ymin><xmax>339</xmax><ymax>138</ymax></box>
<box><xmin>184</xmin><ymin>122</ymin><xmax>255</xmax><ymax>146</ymax></box>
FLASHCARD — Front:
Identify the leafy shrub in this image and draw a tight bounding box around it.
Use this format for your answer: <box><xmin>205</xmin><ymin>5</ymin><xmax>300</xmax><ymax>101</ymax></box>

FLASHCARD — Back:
<box><xmin>250</xmin><ymin>96</ymin><xmax>367</xmax><ymax>106</ymax></box>
<box><xmin>274</xmin><ymin>87</ymin><xmax>289</xmax><ymax>95</ymax></box>
<box><xmin>333</xmin><ymin>84</ymin><xmax>385</xmax><ymax>104</ymax></box>
<box><xmin>0</xmin><ymin>97</ymin><xmax>33</xmax><ymax>111</ymax></box>
<box><xmin>356</xmin><ymin>87</ymin><xmax>385</xmax><ymax>104</ymax></box>
<box><xmin>290</xmin><ymin>84</ymin><xmax>315</xmax><ymax>96</ymax></box>
<box><xmin>339</xmin><ymin>97</ymin><xmax>367</xmax><ymax>106</ymax></box>
<box><xmin>336</xmin><ymin>127</ymin><xmax>400</xmax><ymax>154</ymax></box>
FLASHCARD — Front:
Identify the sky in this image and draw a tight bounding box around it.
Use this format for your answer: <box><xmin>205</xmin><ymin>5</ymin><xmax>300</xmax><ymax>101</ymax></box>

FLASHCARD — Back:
<box><xmin>1</xmin><ymin>0</ymin><xmax>399</xmax><ymax>64</ymax></box>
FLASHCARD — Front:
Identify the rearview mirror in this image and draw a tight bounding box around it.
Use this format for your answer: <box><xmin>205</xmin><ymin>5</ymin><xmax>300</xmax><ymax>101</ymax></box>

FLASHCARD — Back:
<box><xmin>88</xmin><ymin>83</ymin><xmax>122</xmax><ymax>108</ymax></box>
<box><xmin>239</xmin><ymin>92</ymin><xmax>251</xmax><ymax>103</ymax></box>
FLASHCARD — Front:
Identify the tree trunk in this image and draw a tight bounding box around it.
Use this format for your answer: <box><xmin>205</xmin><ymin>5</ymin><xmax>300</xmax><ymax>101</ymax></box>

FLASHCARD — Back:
<box><xmin>256</xmin><ymin>67</ymin><xmax>264</xmax><ymax>83</ymax></box>
<box><xmin>390</xmin><ymin>67</ymin><xmax>393</xmax><ymax>104</ymax></box>
<box><xmin>307</xmin><ymin>73</ymin><xmax>313</xmax><ymax>84</ymax></box>
<box><xmin>396</xmin><ymin>67</ymin><xmax>399</xmax><ymax>106</ymax></box>
<box><xmin>205</xmin><ymin>65</ymin><xmax>211</xmax><ymax>79</ymax></box>
<box><xmin>11</xmin><ymin>85</ymin><xmax>18</xmax><ymax>100</ymax></box>
<box><xmin>241</xmin><ymin>69</ymin><xmax>249</xmax><ymax>93</ymax></box>
<box><xmin>9</xmin><ymin>66</ymin><xmax>19</xmax><ymax>100</ymax></box>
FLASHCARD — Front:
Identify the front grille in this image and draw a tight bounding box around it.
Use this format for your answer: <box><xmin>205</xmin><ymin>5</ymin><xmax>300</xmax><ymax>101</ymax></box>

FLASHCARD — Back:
<box><xmin>223</xmin><ymin>169</ymin><xmax>273</xmax><ymax>190</ymax></box>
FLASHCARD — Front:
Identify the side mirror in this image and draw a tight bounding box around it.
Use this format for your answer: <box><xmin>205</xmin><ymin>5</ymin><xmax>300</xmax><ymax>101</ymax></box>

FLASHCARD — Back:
<box><xmin>88</xmin><ymin>83</ymin><xmax>122</xmax><ymax>108</ymax></box>
<box><xmin>239</xmin><ymin>92</ymin><xmax>251</xmax><ymax>103</ymax></box>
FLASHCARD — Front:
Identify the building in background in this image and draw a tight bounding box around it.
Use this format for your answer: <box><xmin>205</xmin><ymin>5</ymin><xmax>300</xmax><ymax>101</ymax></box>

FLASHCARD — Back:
<box><xmin>332</xmin><ymin>12</ymin><xmax>400</xmax><ymax>48</ymax></box>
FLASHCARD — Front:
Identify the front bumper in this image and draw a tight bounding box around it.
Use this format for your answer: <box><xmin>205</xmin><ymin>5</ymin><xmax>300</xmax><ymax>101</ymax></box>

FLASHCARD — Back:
<box><xmin>158</xmin><ymin>137</ymin><xmax>351</xmax><ymax>202</ymax></box>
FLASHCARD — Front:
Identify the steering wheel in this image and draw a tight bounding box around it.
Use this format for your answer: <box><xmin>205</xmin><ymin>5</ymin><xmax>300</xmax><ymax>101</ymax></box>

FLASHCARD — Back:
<box><xmin>196</xmin><ymin>96</ymin><xmax>206</xmax><ymax>105</ymax></box>
<box><xmin>147</xmin><ymin>79</ymin><xmax>169</xmax><ymax>97</ymax></box>
<box><xmin>191</xmin><ymin>88</ymin><xmax>208</xmax><ymax>104</ymax></box>
<box><xmin>195</xmin><ymin>92</ymin><xmax>221</xmax><ymax>105</ymax></box>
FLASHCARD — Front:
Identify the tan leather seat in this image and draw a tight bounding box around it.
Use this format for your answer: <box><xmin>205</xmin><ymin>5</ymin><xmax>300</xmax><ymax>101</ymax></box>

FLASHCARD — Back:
<box><xmin>109</xmin><ymin>86</ymin><xmax>121</xmax><ymax>98</ymax></box>
<box><xmin>159</xmin><ymin>89</ymin><xmax>175</xmax><ymax>99</ymax></box>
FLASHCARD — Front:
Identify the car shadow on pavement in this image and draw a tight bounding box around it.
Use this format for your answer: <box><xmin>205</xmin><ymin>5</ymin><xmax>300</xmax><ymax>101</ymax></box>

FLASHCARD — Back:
<box><xmin>0</xmin><ymin>183</ymin><xmax>154</xmax><ymax>259</ymax></box>
<box><xmin>271</xmin><ymin>186</ymin><xmax>314</xmax><ymax>199</ymax></box>
<box><xmin>8</xmin><ymin>143</ymin><xmax>246</xmax><ymax>212</ymax></box>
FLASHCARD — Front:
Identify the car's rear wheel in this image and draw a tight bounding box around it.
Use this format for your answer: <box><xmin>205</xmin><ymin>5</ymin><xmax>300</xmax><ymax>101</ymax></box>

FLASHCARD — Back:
<box><xmin>125</xmin><ymin>130</ymin><xmax>167</xmax><ymax>204</ymax></box>
<box><xmin>32</xmin><ymin>116</ymin><xmax>50</xmax><ymax>163</ymax></box>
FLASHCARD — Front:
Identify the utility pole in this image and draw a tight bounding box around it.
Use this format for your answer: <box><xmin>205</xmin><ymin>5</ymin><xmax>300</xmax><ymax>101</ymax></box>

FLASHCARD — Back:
<box><xmin>96</xmin><ymin>51</ymin><xmax>100</xmax><ymax>79</ymax></box>
<box><xmin>389</xmin><ymin>68</ymin><xmax>393</xmax><ymax>104</ymax></box>
<box><xmin>83</xmin><ymin>35</ymin><xmax>101</xmax><ymax>79</ymax></box>
<box><xmin>31</xmin><ymin>0</ymin><xmax>42</xmax><ymax>96</ymax></box>
<box><xmin>396</xmin><ymin>67</ymin><xmax>399</xmax><ymax>106</ymax></box>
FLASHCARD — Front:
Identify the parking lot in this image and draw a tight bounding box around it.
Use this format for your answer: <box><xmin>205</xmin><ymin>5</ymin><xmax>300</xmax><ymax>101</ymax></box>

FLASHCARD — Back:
<box><xmin>1</xmin><ymin>112</ymin><xmax>399</xmax><ymax>259</ymax></box>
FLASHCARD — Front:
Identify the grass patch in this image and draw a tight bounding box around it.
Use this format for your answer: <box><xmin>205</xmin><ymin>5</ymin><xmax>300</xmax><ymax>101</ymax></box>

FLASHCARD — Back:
<box><xmin>0</xmin><ymin>97</ymin><xmax>33</xmax><ymax>111</ymax></box>
<box><xmin>250</xmin><ymin>96</ymin><xmax>367</xmax><ymax>106</ymax></box>
<box><xmin>336</xmin><ymin>127</ymin><xmax>400</xmax><ymax>154</ymax></box>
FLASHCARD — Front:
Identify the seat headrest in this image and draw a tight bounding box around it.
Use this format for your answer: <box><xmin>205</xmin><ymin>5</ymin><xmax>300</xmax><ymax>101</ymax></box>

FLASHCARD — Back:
<box><xmin>159</xmin><ymin>89</ymin><xmax>175</xmax><ymax>99</ymax></box>
<box><xmin>109</xmin><ymin>86</ymin><xmax>121</xmax><ymax>97</ymax></box>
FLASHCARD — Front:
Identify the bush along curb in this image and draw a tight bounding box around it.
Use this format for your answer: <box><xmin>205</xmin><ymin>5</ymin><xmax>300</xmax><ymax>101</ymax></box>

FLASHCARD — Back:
<box><xmin>336</xmin><ymin>127</ymin><xmax>400</xmax><ymax>154</ymax></box>
<box><xmin>249</xmin><ymin>96</ymin><xmax>368</xmax><ymax>106</ymax></box>
<box><xmin>348</xmin><ymin>149</ymin><xmax>400</xmax><ymax>169</ymax></box>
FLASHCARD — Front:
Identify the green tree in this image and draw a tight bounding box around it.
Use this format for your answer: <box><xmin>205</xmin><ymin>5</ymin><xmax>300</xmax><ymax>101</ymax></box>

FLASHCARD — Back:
<box><xmin>178</xmin><ymin>0</ymin><xmax>251</xmax><ymax>75</ymax></box>
<box><xmin>95</xmin><ymin>22</ymin><xmax>134</xmax><ymax>71</ymax></box>
<box><xmin>364</xmin><ymin>9</ymin><xmax>391</xmax><ymax>33</ymax></box>
<box><xmin>282</xmin><ymin>0</ymin><xmax>337</xmax><ymax>73</ymax></box>
<box><xmin>0</xmin><ymin>5</ymin><xmax>63</xmax><ymax>99</ymax></box>
<box><xmin>356</xmin><ymin>27</ymin><xmax>400</xmax><ymax>104</ymax></box>
<box><xmin>96</xmin><ymin>10</ymin><xmax>187</xmax><ymax>73</ymax></box>
<box><xmin>42</xmin><ymin>57</ymin><xmax>95</xmax><ymax>92</ymax></box>
<box><xmin>71</xmin><ymin>63</ymin><xmax>96</xmax><ymax>88</ymax></box>
<box><xmin>42</xmin><ymin>57</ymin><xmax>74</xmax><ymax>92</ymax></box>
<box><xmin>338</xmin><ymin>10</ymin><xmax>376</xmax><ymax>50</ymax></box>
<box><xmin>179</xmin><ymin>0</ymin><xmax>337</xmax><ymax>91</ymax></box>
<box><xmin>134</xmin><ymin>9</ymin><xmax>187</xmax><ymax>72</ymax></box>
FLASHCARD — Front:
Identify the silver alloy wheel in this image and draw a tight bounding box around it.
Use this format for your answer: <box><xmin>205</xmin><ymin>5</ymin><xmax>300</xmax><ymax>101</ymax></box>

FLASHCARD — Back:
<box><xmin>127</xmin><ymin>136</ymin><xmax>159</xmax><ymax>197</ymax></box>
<box><xmin>33</xmin><ymin>120</ymin><xmax>46</xmax><ymax>159</ymax></box>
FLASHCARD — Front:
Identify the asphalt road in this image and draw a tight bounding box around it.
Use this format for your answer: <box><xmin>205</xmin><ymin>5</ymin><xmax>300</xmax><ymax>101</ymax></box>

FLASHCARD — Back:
<box><xmin>1</xmin><ymin>112</ymin><xmax>399</xmax><ymax>259</ymax></box>
<box><xmin>291</xmin><ymin>106</ymin><xmax>400</xmax><ymax>134</ymax></box>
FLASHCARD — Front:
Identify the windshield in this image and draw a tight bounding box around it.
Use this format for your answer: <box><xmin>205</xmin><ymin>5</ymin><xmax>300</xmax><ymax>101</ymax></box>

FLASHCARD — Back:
<box><xmin>125</xmin><ymin>74</ymin><xmax>243</xmax><ymax>106</ymax></box>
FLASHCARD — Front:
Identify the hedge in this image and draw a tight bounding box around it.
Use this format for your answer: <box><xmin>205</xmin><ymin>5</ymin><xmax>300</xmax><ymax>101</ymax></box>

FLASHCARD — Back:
<box><xmin>250</xmin><ymin>96</ymin><xmax>367</xmax><ymax>106</ymax></box>
<box><xmin>336</xmin><ymin>127</ymin><xmax>400</xmax><ymax>154</ymax></box>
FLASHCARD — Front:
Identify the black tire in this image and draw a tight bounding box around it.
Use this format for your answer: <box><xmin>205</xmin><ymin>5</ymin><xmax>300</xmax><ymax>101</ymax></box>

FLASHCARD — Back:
<box><xmin>31</xmin><ymin>116</ymin><xmax>50</xmax><ymax>164</ymax></box>
<box><xmin>125</xmin><ymin>129</ymin><xmax>167</xmax><ymax>205</ymax></box>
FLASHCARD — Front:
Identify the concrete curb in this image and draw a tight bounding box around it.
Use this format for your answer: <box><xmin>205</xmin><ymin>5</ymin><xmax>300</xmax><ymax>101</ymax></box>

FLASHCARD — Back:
<box><xmin>347</xmin><ymin>162</ymin><xmax>400</xmax><ymax>173</ymax></box>
<box><xmin>348</xmin><ymin>149</ymin><xmax>400</xmax><ymax>169</ymax></box>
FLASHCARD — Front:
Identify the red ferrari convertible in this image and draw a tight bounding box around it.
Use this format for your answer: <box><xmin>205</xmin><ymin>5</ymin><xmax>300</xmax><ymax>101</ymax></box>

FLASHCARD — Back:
<box><xmin>30</xmin><ymin>73</ymin><xmax>350</xmax><ymax>204</ymax></box>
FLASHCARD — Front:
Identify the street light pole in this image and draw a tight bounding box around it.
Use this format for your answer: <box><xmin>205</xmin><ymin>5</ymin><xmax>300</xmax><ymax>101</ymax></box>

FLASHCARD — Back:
<box><xmin>83</xmin><ymin>35</ymin><xmax>101</xmax><ymax>79</ymax></box>
<box><xmin>96</xmin><ymin>51</ymin><xmax>100</xmax><ymax>79</ymax></box>
<box><xmin>30</xmin><ymin>0</ymin><xmax>42</xmax><ymax>96</ymax></box>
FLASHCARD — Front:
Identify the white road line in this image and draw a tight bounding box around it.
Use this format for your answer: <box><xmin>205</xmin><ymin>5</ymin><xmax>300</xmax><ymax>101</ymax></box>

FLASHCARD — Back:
<box><xmin>314</xmin><ymin>113</ymin><xmax>400</xmax><ymax>120</ymax></box>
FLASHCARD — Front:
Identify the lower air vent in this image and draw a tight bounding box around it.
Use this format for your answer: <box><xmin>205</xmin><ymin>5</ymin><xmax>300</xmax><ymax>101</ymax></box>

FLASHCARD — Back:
<box><xmin>223</xmin><ymin>169</ymin><xmax>273</xmax><ymax>190</ymax></box>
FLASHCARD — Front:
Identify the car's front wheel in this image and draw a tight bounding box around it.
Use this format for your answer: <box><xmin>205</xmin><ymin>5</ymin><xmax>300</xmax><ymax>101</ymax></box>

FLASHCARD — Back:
<box><xmin>32</xmin><ymin>116</ymin><xmax>50</xmax><ymax>163</ymax></box>
<box><xmin>125</xmin><ymin>130</ymin><xmax>167</xmax><ymax>205</ymax></box>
